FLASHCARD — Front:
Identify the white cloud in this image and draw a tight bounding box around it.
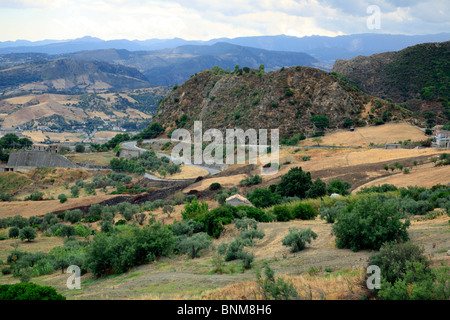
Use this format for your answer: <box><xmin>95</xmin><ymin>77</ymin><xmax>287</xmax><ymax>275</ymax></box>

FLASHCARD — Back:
<box><xmin>0</xmin><ymin>0</ymin><xmax>448</xmax><ymax>41</ymax></box>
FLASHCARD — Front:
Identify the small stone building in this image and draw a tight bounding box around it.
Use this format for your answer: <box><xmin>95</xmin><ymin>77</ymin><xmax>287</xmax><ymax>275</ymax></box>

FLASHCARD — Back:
<box><xmin>32</xmin><ymin>144</ymin><xmax>61</xmax><ymax>153</ymax></box>
<box><xmin>225</xmin><ymin>194</ymin><xmax>254</xmax><ymax>207</ymax></box>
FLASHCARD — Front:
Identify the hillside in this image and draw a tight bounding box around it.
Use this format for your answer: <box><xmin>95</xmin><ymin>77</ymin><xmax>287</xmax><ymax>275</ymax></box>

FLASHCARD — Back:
<box><xmin>0</xmin><ymin>88</ymin><xmax>170</xmax><ymax>130</ymax></box>
<box><xmin>332</xmin><ymin>41</ymin><xmax>450</xmax><ymax>124</ymax></box>
<box><xmin>0</xmin><ymin>58</ymin><xmax>152</xmax><ymax>95</ymax></box>
<box><xmin>152</xmin><ymin>65</ymin><xmax>422</xmax><ymax>138</ymax></box>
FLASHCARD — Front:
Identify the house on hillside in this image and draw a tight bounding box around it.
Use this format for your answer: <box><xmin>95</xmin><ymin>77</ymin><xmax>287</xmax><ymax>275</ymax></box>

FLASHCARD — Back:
<box><xmin>433</xmin><ymin>129</ymin><xmax>450</xmax><ymax>149</ymax></box>
<box><xmin>225</xmin><ymin>194</ymin><xmax>254</xmax><ymax>207</ymax></box>
<box><xmin>32</xmin><ymin>144</ymin><xmax>61</xmax><ymax>153</ymax></box>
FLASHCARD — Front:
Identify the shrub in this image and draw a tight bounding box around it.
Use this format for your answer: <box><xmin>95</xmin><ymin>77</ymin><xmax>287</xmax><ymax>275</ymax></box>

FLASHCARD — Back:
<box><xmin>247</xmin><ymin>188</ymin><xmax>281</xmax><ymax>208</ymax></box>
<box><xmin>209</xmin><ymin>183</ymin><xmax>221</xmax><ymax>191</ymax></box>
<box><xmin>202</xmin><ymin>205</ymin><xmax>237</xmax><ymax>238</ymax></box>
<box><xmin>24</xmin><ymin>192</ymin><xmax>44</xmax><ymax>201</ymax></box>
<box><xmin>370</xmin><ymin>242</ymin><xmax>450</xmax><ymax>300</ymax></box>
<box><xmin>81</xmin><ymin>215</ymin><xmax>102</xmax><ymax>223</ymax></box>
<box><xmin>310</xmin><ymin>115</ymin><xmax>330</xmax><ymax>129</ymax></box>
<box><xmin>257</xmin><ymin>265</ymin><xmax>298</xmax><ymax>300</ymax></box>
<box><xmin>327</xmin><ymin>179</ymin><xmax>351</xmax><ymax>196</ymax></box>
<box><xmin>181</xmin><ymin>198</ymin><xmax>209</xmax><ymax>220</ymax></box>
<box><xmin>11</xmin><ymin>216</ymin><xmax>29</xmax><ymax>229</ymax></box>
<box><xmin>75</xmin><ymin>144</ymin><xmax>85</xmax><ymax>153</ymax></box>
<box><xmin>0</xmin><ymin>283</ymin><xmax>66</xmax><ymax>300</ymax></box>
<box><xmin>369</xmin><ymin>242</ymin><xmax>430</xmax><ymax>285</ymax></box>
<box><xmin>319</xmin><ymin>201</ymin><xmax>347</xmax><ymax>223</ymax></box>
<box><xmin>332</xmin><ymin>196</ymin><xmax>410</xmax><ymax>251</ymax></box>
<box><xmin>272</xmin><ymin>205</ymin><xmax>293</xmax><ymax>222</ymax></box>
<box><xmin>282</xmin><ymin>228</ymin><xmax>318</xmax><ymax>252</ymax></box>
<box><xmin>291</xmin><ymin>203</ymin><xmax>317</xmax><ymax>220</ymax></box>
<box><xmin>305</xmin><ymin>178</ymin><xmax>327</xmax><ymax>199</ymax></box>
<box><xmin>8</xmin><ymin>227</ymin><xmax>20</xmax><ymax>238</ymax></box>
<box><xmin>176</xmin><ymin>233</ymin><xmax>211</xmax><ymax>259</ymax></box>
<box><xmin>86</xmin><ymin>223</ymin><xmax>174</xmax><ymax>277</ymax></box>
<box><xmin>58</xmin><ymin>194</ymin><xmax>67</xmax><ymax>203</ymax></box>
<box><xmin>172</xmin><ymin>219</ymin><xmax>204</xmax><ymax>236</ymax></box>
<box><xmin>64</xmin><ymin>210</ymin><xmax>84</xmax><ymax>224</ymax></box>
<box><xmin>239</xmin><ymin>175</ymin><xmax>262</xmax><ymax>187</ymax></box>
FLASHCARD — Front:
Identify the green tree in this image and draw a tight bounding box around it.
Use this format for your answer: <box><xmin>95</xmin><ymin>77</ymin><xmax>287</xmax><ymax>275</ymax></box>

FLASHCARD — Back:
<box><xmin>306</xmin><ymin>178</ymin><xmax>327</xmax><ymax>199</ymax></box>
<box><xmin>327</xmin><ymin>179</ymin><xmax>351</xmax><ymax>196</ymax></box>
<box><xmin>177</xmin><ymin>233</ymin><xmax>211</xmax><ymax>259</ymax></box>
<box><xmin>276</xmin><ymin>167</ymin><xmax>312</xmax><ymax>198</ymax></box>
<box><xmin>311</xmin><ymin>115</ymin><xmax>330</xmax><ymax>129</ymax></box>
<box><xmin>0</xmin><ymin>283</ymin><xmax>66</xmax><ymax>300</ymax></box>
<box><xmin>247</xmin><ymin>188</ymin><xmax>281</xmax><ymax>208</ymax></box>
<box><xmin>332</xmin><ymin>196</ymin><xmax>410</xmax><ymax>251</ymax></box>
<box><xmin>75</xmin><ymin>144</ymin><xmax>85</xmax><ymax>153</ymax></box>
<box><xmin>19</xmin><ymin>227</ymin><xmax>37</xmax><ymax>242</ymax></box>
<box><xmin>8</xmin><ymin>227</ymin><xmax>20</xmax><ymax>238</ymax></box>
<box><xmin>282</xmin><ymin>228</ymin><xmax>318</xmax><ymax>252</ymax></box>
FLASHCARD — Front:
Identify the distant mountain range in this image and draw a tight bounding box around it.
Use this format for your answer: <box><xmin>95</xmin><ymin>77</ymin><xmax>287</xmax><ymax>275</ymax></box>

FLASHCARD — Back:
<box><xmin>1</xmin><ymin>33</ymin><xmax>449</xmax><ymax>65</ymax></box>
<box><xmin>0</xmin><ymin>42</ymin><xmax>319</xmax><ymax>89</ymax></box>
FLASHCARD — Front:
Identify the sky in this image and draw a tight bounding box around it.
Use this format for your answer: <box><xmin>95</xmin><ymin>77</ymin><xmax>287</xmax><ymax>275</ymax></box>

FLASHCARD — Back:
<box><xmin>0</xmin><ymin>0</ymin><xmax>449</xmax><ymax>41</ymax></box>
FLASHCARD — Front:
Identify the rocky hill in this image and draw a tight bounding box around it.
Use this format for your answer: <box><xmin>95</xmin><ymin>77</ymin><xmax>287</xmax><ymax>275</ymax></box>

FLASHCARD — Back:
<box><xmin>0</xmin><ymin>58</ymin><xmax>152</xmax><ymax>94</ymax></box>
<box><xmin>332</xmin><ymin>41</ymin><xmax>450</xmax><ymax>124</ymax></box>
<box><xmin>152</xmin><ymin>66</ymin><xmax>420</xmax><ymax>139</ymax></box>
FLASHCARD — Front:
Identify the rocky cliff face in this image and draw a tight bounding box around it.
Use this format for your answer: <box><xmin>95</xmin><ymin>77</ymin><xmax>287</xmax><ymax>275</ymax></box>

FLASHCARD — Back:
<box><xmin>153</xmin><ymin>66</ymin><xmax>418</xmax><ymax>138</ymax></box>
<box><xmin>332</xmin><ymin>41</ymin><xmax>450</xmax><ymax>124</ymax></box>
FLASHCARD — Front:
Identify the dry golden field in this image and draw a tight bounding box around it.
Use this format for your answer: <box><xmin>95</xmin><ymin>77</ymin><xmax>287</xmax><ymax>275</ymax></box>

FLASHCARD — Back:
<box><xmin>299</xmin><ymin>122</ymin><xmax>427</xmax><ymax>147</ymax></box>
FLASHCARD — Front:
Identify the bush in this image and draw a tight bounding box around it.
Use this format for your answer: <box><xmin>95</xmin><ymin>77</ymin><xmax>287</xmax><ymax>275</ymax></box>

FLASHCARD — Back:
<box><xmin>81</xmin><ymin>215</ymin><xmax>102</xmax><ymax>223</ymax></box>
<box><xmin>332</xmin><ymin>196</ymin><xmax>410</xmax><ymax>251</ymax></box>
<box><xmin>0</xmin><ymin>283</ymin><xmax>66</xmax><ymax>300</ymax></box>
<box><xmin>75</xmin><ymin>144</ymin><xmax>85</xmax><ymax>153</ymax></box>
<box><xmin>209</xmin><ymin>183</ymin><xmax>221</xmax><ymax>191</ymax></box>
<box><xmin>370</xmin><ymin>242</ymin><xmax>450</xmax><ymax>300</ymax></box>
<box><xmin>247</xmin><ymin>188</ymin><xmax>281</xmax><ymax>208</ymax></box>
<box><xmin>327</xmin><ymin>179</ymin><xmax>351</xmax><ymax>196</ymax></box>
<box><xmin>319</xmin><ymin>201</ymin><xmax>347</xmax><ymax>223</ymax></box>
<box><xmin>282</xmin><ymin>228</ymin><xmax>318</xmax><ymax>252</ymax></box>
<box><xmin>201</xmin><ymin>205</ymin><xmax>237</xmax><ymax>238</ymax></box>
<box><xmin>181</xmin><ymin>198</ymin><xmax>209</xmax><ymax>220</ymax></box>
<box><xmin>257</xmin><ymin>265</ymin><xmax>298</xmax><ymax>300</ymax></box>
<box><xmin>11</xmin><ymin>216</ymin><xmax>29</xmax><ymax>229</ymax></box>
<box><xmin>64</xmin><ymin>209</ymin><xmax>84</xmax><ymax>224</ymax></box>
<box><xmin>58</xmin><ymin>194</ymin><xmax>68</xmax><ymax>203</ymax></box>
<box><xmin>24</xmin><ymin>192</ymin><xmax>44</xmax><ymax>201</ymax></box>
<box><xmin>272</xmin><ymin>205</ymin><xmax>293</xmax><ymax>222</ymax></box>
<box><xmin>369</xmin><ymin>242</ymin><xmax>430</xmax><ymax>284</ymax></box>
<box><xmin>176</xmin><ymin>233</ymin><xmax>211</xmax><ymax>259</ymax></box>
<box><xmin>305</xmin><ymin>178</ymin><xmax>327</xmax><ymax>199</ymax></box>
<box><xmin>8</xmin><ymin>227</ymin><xmax>20</xmax><ymax>238</ymax></box>
<box><xmin>86</xmin><ymin>223</ymin><xmax>174</xmax><ymax>277</ymax></box>
<box><xmin>240</xmin><ymin>175</ymin><xmax>263</xmax><ymax>187</ymax></box>
<box><xmin>172</xmin><ymin>219</ymin><xmax>205</xmax><ymax>236</ymax></box>
<box><xmin>291</xmin><ymin>203</ymin><xmax>317</xmax><ymax>220</ymax></box>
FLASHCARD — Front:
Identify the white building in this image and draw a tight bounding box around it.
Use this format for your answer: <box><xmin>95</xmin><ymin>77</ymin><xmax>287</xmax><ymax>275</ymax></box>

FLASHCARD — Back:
<box><xmin>433</xmin><ymin>129</ymin><xmax>450</xmax><ymax>149</ymax></box>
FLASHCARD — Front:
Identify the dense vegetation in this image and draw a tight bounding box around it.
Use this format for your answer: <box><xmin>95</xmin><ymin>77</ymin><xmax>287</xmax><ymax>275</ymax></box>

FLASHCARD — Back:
<box><xmin>110</xmin><ymin>150</ymin><xmax>180</xmax><ymax>176</ymax></box>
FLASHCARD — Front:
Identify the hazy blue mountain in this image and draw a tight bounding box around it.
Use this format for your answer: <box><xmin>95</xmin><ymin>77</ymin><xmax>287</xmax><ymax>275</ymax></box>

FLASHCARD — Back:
<box><xmin>1</xmin><ymin>33</ymin><xmax>449</xmax><ymax>66</ymax></box>
<box><xmin>61</xmin><ymin>42</ymin><xmax>319</xmax><ymax>86</ymax></box>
